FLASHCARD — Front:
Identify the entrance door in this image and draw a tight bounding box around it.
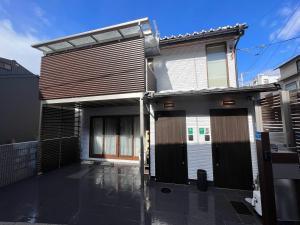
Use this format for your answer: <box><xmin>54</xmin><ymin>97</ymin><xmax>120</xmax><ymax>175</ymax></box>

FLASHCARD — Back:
<box><xmin>155</xmin><ymin>111</ymin><xmax>188</xmax><ymax>184</ymax></box>
<box><xmin>210</xmin><ymin>108</ymin><xmax>253</xmax><ymax>190</ymax></box>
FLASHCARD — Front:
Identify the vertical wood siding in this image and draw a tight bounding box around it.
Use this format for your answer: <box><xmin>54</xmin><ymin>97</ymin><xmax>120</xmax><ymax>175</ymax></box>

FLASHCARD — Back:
<box><xmin>40</xmin><ymin>38</ymin><xmax>145</xmax><ymax>100</ymax></box>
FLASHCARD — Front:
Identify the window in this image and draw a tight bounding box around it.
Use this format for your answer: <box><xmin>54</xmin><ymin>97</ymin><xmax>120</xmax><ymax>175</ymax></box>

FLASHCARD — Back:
<box><xmin>0</xmin><ymin>62</ymin><xmax>12</xmax><ymax>70</ymax></box>
<box><xmin>263</xmin><ymin>79</ymin><xmax>269</xmax><ymax>84</ymax></box>
<box><xmin>90</xmin><ymin>116</ymin><xmax>140</xmax><ymax>159</ymax></box>
<box><xmin>297</xmin><ymin>60</ymin><xmax>300</xmax><ymax>73</ymax></box>
<box><xmin>285</xmin><ymin>81</ymin><xmax>297</xmax><ymax>91</ymax></box>
<box><xmin>207</xmin><ymin>44</ymin><xmax>228</xmax><ymax>88</ymax></box>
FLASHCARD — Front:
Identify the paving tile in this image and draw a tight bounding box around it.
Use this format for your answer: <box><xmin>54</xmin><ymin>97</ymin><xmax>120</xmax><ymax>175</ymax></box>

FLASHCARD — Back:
<box><xmin>0</xmin><ymin>164</ymin><xmax>262</xmax><ymax>225</ymax></box>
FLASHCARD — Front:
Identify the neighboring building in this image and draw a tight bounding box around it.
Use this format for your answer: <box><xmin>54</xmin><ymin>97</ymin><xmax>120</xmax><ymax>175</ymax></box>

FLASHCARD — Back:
<box><xmin>0</xmin><ymin>57</ymin><xmax>40</xmax><ymax>144</ymax></box>
<box><xmin>32</xmin><ymin>18</ymin><xmax>278</xmax><ymax>190</ymax></box>
<box><xmin>251</xmin><ymin>73</ymin><xmax>279</xmax><ymax>86</ymax></box>
<box><xmin>277</xmin><ymin>54</ymin><xmax>300</xmax><ymax>91</ymax></box>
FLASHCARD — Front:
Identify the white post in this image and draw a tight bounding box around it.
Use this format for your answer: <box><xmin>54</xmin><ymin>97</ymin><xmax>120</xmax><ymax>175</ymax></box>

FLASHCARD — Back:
<box><xmin>139</xmin><ymin>97</ymin><xmax>145</xmax><ymax>188</ymax></box>
<box><xmin>254</xmin><ymin>93</ymin><xmax>263</xmax><ymax>132</ymax></box>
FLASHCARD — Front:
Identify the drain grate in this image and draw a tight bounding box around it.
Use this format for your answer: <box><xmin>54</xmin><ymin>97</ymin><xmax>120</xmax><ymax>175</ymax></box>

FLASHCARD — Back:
<box><xmin>230</xmin><ymin>201</ymin><xmax>252</xmax><ymax>215</ymax></box>
<box><xmin>161</xmin><ymin>187</ymin><xmax>171</xmax><ymax>194</ymax></box>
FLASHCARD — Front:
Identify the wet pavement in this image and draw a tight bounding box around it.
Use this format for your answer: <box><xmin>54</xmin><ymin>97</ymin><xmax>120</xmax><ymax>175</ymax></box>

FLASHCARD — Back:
<box><xmin>0</xmin><ymin>163</ymin><xmax>262</xmax><ymax>225</ymax></box>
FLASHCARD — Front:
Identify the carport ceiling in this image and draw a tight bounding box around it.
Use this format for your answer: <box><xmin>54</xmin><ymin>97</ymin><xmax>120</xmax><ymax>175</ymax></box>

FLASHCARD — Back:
<box><xmin>47</xmin><ymin>98</ymin><xmax>139</xmax><ymax>109</ymax></box>
<box><xmin>32</xmin><ymin>18</ymin><xmax>152</xmax><ymax>55</ymax></box>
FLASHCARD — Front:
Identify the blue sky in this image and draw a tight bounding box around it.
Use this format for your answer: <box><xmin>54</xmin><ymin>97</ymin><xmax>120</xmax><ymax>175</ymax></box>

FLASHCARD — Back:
<box><xmin>0</xmin><ymin>0</ymin><xmax>300</xmax><ymax>83</ymax></box>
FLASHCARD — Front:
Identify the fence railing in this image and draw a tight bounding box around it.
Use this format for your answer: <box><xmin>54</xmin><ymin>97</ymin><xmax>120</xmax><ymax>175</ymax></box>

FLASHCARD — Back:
<box><xmin>0</xmin><ymin>141</ymin><xmax>39</xmax><ymax>188</ymax></box>
<box><xmin>289</xmin><ymin>90</ymin><xmax>300</xmax><ymax>154</ymax></box>
<box><xmin>259</xmin><ymin>90</ymin><xmax>299</xmax><ymax>154</ymax></box>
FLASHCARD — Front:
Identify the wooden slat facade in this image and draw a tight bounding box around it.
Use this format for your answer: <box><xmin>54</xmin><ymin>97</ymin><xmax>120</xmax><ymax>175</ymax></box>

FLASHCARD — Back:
<box><xmin>259</xmin><ymin>94</ymin><xmax>283</xmax><ymax>132</ymax></box>
<box><xmin>39</xmin><ymin>38</ymin><xmax>146</xmax><ymax>100</ymax></box>
<box><xmin>289</xmin><ymin>91</ymin><xmax>300</xmax><ymax>154</ymax></box>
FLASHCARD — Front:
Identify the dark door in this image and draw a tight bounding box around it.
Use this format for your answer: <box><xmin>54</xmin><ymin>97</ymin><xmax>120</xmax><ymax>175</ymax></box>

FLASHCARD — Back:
<box><xmin>155</xmin><ymin>111</ymin><xmax>188</xmax><ymax>184</ymax></box>
<box><xmin>210</xmin><ymin>108</ymin><xmax>253</xmax><ymax>190</ymax></box>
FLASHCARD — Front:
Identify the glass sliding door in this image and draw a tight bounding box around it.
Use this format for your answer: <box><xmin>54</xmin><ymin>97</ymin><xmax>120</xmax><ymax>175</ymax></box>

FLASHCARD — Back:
<box><xmin>92</xmin><ymin>118</ymin><xmax>104</xmax><ymax>155</ymax></box>
<box><xmin>90</xmin><ymin>116</ymin><xmax>140</xmax><ymax>160</ymax></box>
<box><xmin>104</xmin><ymin>117</ymin><xmax>118</xmax><ymax>156</ymax></box>
<box><xmin>119</xmin><ymin>117</ymin><xmax>133</xmax><ymax>156</ymax></box>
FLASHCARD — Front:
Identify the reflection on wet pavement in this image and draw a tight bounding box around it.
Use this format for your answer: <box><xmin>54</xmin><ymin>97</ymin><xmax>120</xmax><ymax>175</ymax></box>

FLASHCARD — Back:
<box><xmin>0</xmin><ymin>163</ymin><xmax>261</xmax><ymax>225</ymax></box>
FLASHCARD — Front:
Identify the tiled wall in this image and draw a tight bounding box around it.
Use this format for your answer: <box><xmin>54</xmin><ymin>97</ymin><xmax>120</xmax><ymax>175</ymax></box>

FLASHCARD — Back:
<box><xmin>153</xmin><ymin>40</ymin><xmax>237</xmax><ymax>92</ymax></box>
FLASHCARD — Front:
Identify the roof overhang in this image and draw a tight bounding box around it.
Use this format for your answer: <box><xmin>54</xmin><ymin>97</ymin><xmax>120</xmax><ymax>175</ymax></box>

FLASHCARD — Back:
<box><xmin>159</xmin><ymin>24</ymin><xmax>248</xmax><ymax>47</ymax></box>
<box><xmin>148</xmin><ymin>84</ymin><xmax>280</xmax><ymax>99</ymax></box>
<box><xmin>275</xmin><ymin>54</ymin><xmax>300</xmax><ymax>69</ymax></box>
<box><xmin>32</xmin><ymin>18</ymin><xmax>157</xmax><ymax>55</ymax></box>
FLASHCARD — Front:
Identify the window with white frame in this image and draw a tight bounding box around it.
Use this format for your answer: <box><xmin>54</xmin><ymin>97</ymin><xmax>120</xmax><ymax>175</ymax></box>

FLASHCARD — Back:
<box><xmin>206</xmin><ymin>44</ymin><xmax>228</xmax><ymax>88</ymax></box>
<box><xmin>285</xmin><ymin>81</ymin><xmax>297</xmax><ymax>91</ymax></box>
<box><xmin>297</xmin><ymin>60</ymin><xmax>300</xmax><ymax>73</ymax></box>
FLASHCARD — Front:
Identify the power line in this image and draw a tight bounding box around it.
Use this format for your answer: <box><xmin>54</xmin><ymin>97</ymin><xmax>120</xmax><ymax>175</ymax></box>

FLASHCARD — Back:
<box><xmin>239</xmin><ymin>3</ymin><xmax>300</xmax><ymax>78</ymax></box>
<box><xmin>237</xmin><ymin>35</ymin><xmax>300</xmax><ymax>53</ymax></box>
<box><xmin>261</xmin><ymin>3</ymin><xmax>300</xmax><ymax>69</ymax></box>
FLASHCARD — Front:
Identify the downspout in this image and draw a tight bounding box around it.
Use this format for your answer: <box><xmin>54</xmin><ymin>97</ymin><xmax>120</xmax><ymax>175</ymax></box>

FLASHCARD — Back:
<box><xmin>234</xmin><ymin>37</ymin><xmax>240</xmax><ymax>88</ymax></box>
<box><xmin>234</xmin><ymin>26</ymin><xmax>246</xmax><ymax>88</ymax></box>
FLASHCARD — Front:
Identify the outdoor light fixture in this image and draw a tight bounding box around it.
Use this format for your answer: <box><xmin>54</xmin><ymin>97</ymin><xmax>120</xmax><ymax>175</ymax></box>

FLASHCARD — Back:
<box><xmin>163</xmin><ymin>101</ymin><xmax>175</xmax><ymax>109</ymax></box>
<box><xmin>222</xmin><ymin>99</ymin><xmax>236</xmax><ymax>106</ymax></box>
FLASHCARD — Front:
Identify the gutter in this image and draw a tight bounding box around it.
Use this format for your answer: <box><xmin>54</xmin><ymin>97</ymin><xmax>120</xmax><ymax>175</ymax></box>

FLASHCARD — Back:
<box><xmin>145</xmin><ymin>83</ymin><xmax>281</xmax><ymax>99</ymax></box>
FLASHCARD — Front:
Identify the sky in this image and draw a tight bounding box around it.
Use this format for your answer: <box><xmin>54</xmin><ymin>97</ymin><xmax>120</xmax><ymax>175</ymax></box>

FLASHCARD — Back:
<box><xmin>0</xmin><ymin>0</ymin><xmax>300</xmax><ymax>83</ymax></box>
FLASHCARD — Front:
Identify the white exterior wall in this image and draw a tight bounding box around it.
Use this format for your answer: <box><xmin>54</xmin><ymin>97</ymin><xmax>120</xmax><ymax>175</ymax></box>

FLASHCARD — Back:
<box><xmin>150</xmin><ymin>96</ymin><xmax>258</xmax><ymax>182</ymax></box>
<box><xmin>153</xmin><ymin>40</ymin><xmax>237</xmax><ymax>92</ymax></box>
<box><xmin>80</xmin><ymin>106</ymin><xmax>140</xmax><ymax>161</ymax></box>
<box><xmin>280</xmin><ymin>61</ymin><xmax>298</xmax><ymax>79</ymax></box>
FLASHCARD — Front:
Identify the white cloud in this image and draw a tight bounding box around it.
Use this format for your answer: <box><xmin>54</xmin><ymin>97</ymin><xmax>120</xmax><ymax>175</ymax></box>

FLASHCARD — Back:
<box><xmin>278</xmin><ymin>6</ymin><xmax>293</xmax><ymax>17</ymax></box>
<box><xmin>0</xmin><ymin>19</ymin><xmax>42</xmax><ymax>74</ymax></box>
<box><xmin>270</xmin><ymin>5</ymin><xmax>300</xmax><ymax>41</ymax></box>
<box><xmin>33</xmin><ymin>5</ymin><xmax>50</xmax><ymax>26</ymax></box>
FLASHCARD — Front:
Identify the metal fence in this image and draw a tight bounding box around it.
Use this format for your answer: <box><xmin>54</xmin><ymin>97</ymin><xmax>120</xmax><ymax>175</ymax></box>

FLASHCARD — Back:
<box><xmin>289</xmin><ymin>90</ymin><xmax>300</xmax><ymax>154</ymax></box>
<box><xmin>39</xmin><ymin>104</ymin><xmax>81</xmax><ymax>173</ymax></box>
<box><xmin>40</xmin><ymin>136</ymin><xmax>80</xmax><ymax>173</ymax></box>
<box><xmin>0</xmin><ymin>141</ymin><xmax>39</xmax><ymax>187</ymax></box>
<box><xmin>259</xmin><ymin>90</ymin><xmax>298</xmax><ymax>153</ymax></box>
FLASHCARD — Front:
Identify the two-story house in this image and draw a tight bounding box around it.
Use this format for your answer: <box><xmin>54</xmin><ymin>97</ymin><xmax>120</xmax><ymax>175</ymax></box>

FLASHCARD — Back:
<box><xmin>277</xmin><ymin>54</ymin><xmax>300</xmax><ymax>91</ymax></box>
<box><xmin>33</xmin><ymin>18</ymin><xmax>278</xmax><ymax>190</ymax></box>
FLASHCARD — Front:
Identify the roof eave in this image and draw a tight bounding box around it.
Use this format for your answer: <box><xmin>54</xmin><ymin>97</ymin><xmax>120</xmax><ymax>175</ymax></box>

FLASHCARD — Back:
<box><xmin>32</xmin><ymin>17</ymin><xmax>150</xmax><ymax>48</ymax></box>
<box><xmin>159</xmin><ymin>25</ymin><xmax>248</xmax><ymax>47</ymax></box>
<box><xmin>150</xmin><ymin>83</ymin><xmax>280</xmax><ymax>99</ymax></box>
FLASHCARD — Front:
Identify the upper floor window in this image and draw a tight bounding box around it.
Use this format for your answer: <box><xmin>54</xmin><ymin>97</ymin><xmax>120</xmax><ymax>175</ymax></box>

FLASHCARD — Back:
<box><xmin>0</xmin><ymin>62</ymin><xmax>12</xmax><ymax>70</ymax></box>
<box><xmin>285</xmin><ymin>81</ymin><xmax>297</xmax><ymax>91</ymax></box>
<box><xmin>207</xmin><ymin>44</ymin><xmax>228</xmax><ymax>88</ymax></box>
<box><xmin>263</xmin><ymin>79</ymin><xmax>269</xmax><ymax>84</ymax></box>
<box><xmin>297</xmin><ymin>60</ymin><xmax>300</xmax><ymax>73</ymax></box>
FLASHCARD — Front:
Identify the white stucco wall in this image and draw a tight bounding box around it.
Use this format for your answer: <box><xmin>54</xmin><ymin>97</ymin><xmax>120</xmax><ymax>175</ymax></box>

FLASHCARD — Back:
<box><xmin>153</xmin><ymin>40</ymin><xmax>237</xmax><ymax>92</ymax></box>
<box><xmin>150</xmin><ymin>95</ymin><xmax>258</xmax><ymax>182</ymax></box>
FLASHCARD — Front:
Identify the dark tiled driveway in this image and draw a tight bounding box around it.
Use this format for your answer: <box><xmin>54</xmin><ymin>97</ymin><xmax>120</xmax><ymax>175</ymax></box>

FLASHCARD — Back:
<box><xmin>0</xmin><ymin>163</ymin><xmax>261</xmax><ymax>225</ymax></box>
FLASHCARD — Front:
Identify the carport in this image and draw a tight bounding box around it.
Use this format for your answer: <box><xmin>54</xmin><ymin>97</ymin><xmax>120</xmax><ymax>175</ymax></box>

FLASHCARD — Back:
<box><xmin>38</xmin><ymin>93</ymin><xmax>147</xmax><ymax>185</ymax></box>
